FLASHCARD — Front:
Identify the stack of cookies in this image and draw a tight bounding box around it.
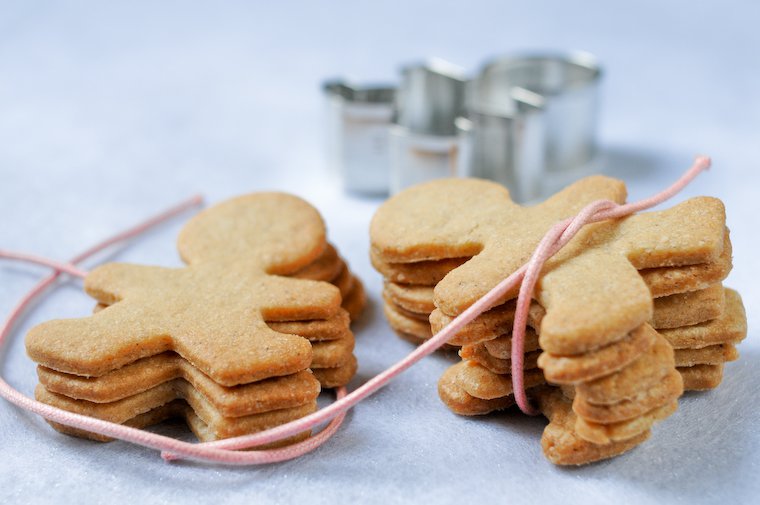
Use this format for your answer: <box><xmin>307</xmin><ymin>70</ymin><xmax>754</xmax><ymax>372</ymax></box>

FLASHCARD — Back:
<box><xmin>27</xmin><ymin>193</ymin><xmax>365</xmax><ymax>443</ymax></box>
<box><xmin>370</xmin><ymin>177</ymin><xmax>747</xmax><ymax>465</ymax></box>
<box><xmin>647</xmin><ymin>275</ymin><xmax>746</xmax><ymax>391</ymax></box>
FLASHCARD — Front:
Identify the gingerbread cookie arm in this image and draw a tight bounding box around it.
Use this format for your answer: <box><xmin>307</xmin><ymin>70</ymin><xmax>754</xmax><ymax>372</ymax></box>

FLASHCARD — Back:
<box><xmin>26</xmin><ymin>300</ymin><xmax>168</xmax><ymax>377</ymax></box>
<box><xmin>614</xmin><ymin>197</ymin><xmax>726</xmax><ymax>269</ymax></box>
<box><xmin>537</xmin><ymin>251</ymin><xmax>653</xmax><ymax>355</ymax></box>
<box><xmin>255</xmin><ymin>276</ymin><xmax>342</xmax><ymax>321</ymax></box>
<box><xmin>84</xmin><ymin>263</ymin><xmax>174</xmax><ymax>305</ymax></box>
<box><xmin>433</xmin><ymin>250</ymin><xmax>529</xmax><ymax>315</ymax></box>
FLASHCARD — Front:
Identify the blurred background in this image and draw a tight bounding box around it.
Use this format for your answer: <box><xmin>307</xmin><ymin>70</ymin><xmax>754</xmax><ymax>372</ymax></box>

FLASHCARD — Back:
<box><xmin>3</xmin><ymin>0</ymin><xmax>758</xmax><ymax>271</ymax></box>
<box><xmin>1</xmin><ymin>1</ymin><xmax>758</xmax><ymax>201</ymax></box>
<box><xmin>1</xmin><ymin>2</ymin><xmax>758</xmax><ymax>503</ymax></box>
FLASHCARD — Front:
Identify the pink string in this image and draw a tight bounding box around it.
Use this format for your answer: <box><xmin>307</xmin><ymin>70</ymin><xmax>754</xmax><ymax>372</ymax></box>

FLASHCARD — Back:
<box><xmin>0</xmin><ymin>251</ymin><xmax>90</xmax><ymax>279</ymax></box>
<box><xmin>0</xmin><ymin>156</ymin><xmax>710</xmax><ymax>464</ymax></box>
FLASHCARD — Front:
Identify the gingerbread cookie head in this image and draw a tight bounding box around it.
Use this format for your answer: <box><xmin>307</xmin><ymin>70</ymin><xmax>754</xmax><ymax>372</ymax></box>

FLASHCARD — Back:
<box><xmin>26</xmin><ymin>193</ymin><xmax>342</xmax><ymax>386</ymax></box>
<box><xmin>371</xmin><ymin>177</ymin><xmax>726</xmax><ymax>353</ymax></box>
<box><xmin>178</xmin><ymin>193</ymin><xmax>327</xmax><ymax>274</ymax></box>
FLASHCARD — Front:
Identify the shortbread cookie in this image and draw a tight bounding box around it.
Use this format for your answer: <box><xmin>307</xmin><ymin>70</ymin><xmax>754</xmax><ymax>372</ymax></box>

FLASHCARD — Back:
<box><xmin>383</xmin><ymin>302</ymin><xmax>433</xmax><ymax>341</ymax></box>
<box><xmin>268</xmin><ymin>310</ymin><xmax>353</xmax><ymax>341</ymax></box>
<box><xmin>311</xmin><ymin>355</ymin><xmax>358</xmax><ymax>389</ymax></box>
<box><xmin>450</xmin><ymin>361</ymin><xmax>546</xmax><ymax>400</ymax></box>
<box><xmin>574</xmin><ymin>399</ymin><xmax>678</xmax><ymax>445</ymax></box>
<box><xmin>538</xmin><ymin>324</ymin><xmax>657</xmax><ymax>384</ymax></box>
<box><xmin>482</xmin><ymin>330</ymin><xmax>542</xmax><ymax>358</ymax></box>
<box><xmin>310</xmin><ymin>332</ymin><xmax>355</xmax><ymax>369</ymax></box>
<box><xmin>642</xmin><ymin>232</ymin><xmax>732</xmax><ymax>298</ymax></box>
<box><xmin>572</xmin><ymin>369</ymin><xmax>683</xmax><ymax>424</ymax></box>
<box><xmin>370</xmin><ymin>250</ymin><xmax>468</xmax><ymax>286</ymax></box>
<box><xmin>459</xmin><ymin>346</ymin><xmax>541</xmax><ymax>375</ymax></box>
<box><xmin>372</xmin><ymin>177</ymin><xmax>726</xmax><ymax>356</ymax></box>
<box><xmin>651</xmin><ymin>283</ymin><xmax>725</xmax><ymax>329</ymax></box>
<box><xmin>332</xmin><ymin>263</ymin><xmax>355</xmax><ymax>299</ymax></box>
<box><xmin>341</xmin><ymin>278</ymin><xmax>367</xmax><ymax>321</ymax></box>
<box><xmin>383</xmin><ymin>282</ymin><xmax>436</xmax><ymax>314</ymax></box>
<box><xmin>679</xmin><ymin>364</ymin><xmax>725</xmax><ymax>390</ymax></box>
<box><xmin>536</xmin><ymin>387</ymin><xmax>650</xmax><ymax>465</ymax></box>
<box><xmin>658</xmin><ymin>289</ymin><xmax>746</xmax><ymax>349</ymax></box>
<box><xmin>37</xmin><ymin>357</ymin><xmax>320</xmax><ymax>416</ymax></box>
<box><xmin>674</xmin><ymin>344</ymin><xmax>738</xmax><ymax>367</ymax></box>
<box><xmin>381</xmin><ymin>291</ymin><xmax>430</xmax><ymax>321</ymax></box>
<box><xmin>438</xmin><ymin>365</ymin><xmax>516</xmax><ymax>415</ymax></box>
<box><xmin>28</xmin><ymin>192</ymin><xmax>362</xmax><ymax>446</ymax></box>
<box><xmin>429</xmin><ymin>302</ymin><xmax>545</xmax><ymax>347</ymax></box>
<box><xmin>292</xmin><ymin>243</ymin><xmax>343</xmax><ymax>282</ymax></box>
<box><xmin>574</xmin><ymin>333</ymin><xmax>674</xmax><ymax>405</ymax></box>
<box><xmin>37</xmin><ymin>384</ymin><xmax>316</xmax><ymax>443</ymax></box>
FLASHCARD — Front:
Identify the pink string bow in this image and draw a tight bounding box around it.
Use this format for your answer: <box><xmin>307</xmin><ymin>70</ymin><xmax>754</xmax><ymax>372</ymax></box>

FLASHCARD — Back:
<box><xmin>0</xmin><ymin>156</ymin><xmax>710</xmax><ymax>464</ymax></box>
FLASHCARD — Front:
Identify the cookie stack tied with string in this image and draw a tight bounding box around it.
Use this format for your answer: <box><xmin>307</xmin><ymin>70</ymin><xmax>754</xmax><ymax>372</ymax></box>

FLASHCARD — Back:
<box><xmin>26</xmin><ymin>193</ymin><xmax>365</xmax><ymax>443</ymax></box>
<box><xmin>370</xmin><ymin>174</ymin><xmax>747</xmax><ymax>465</ymax></box>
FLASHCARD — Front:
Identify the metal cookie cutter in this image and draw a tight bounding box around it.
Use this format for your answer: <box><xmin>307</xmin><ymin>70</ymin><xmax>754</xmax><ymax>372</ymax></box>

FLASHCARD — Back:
<box><xmin>323</xmin><ymin>80</ymin><xmax>396</xmax><ymax>194</ymax></box>
<box><xmin>389</xmin><ymin>59</ymin><xmax>467</xmax><ymax>194</ymax></box>
<box><xmin>458</xmin><ymin>52</ymin><xmax>602</xmax><ymax>202</ymax></box>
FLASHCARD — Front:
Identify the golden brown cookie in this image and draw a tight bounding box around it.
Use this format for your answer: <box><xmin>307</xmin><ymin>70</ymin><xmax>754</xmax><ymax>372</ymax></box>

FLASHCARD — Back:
<box><xmin>370</xmin><ymin>250</ymin><xmax>468</xmax><ymax>286</ymax></box>
<box><xmin>37</xmin><ymin>356</ymin><xmax>320</xmax><ymax>416</ymax></box>
<box><xmin>651</xmin><ymin>283</ymin><xmax>725</xmax><ymax>329</ymax></box>
<box><xmin>383</xmin><ymin>282</ymin><xmax>436</xmax><ymax>315</ymax></box>
<box><xmin>429</xmin><ymin>302</ymin><xmax>545</xmax><ymax>347</ymax></box>
<box><xmin>310</xmin><ymin>355</ymin><xmax>358</xmax><ymax>389</ymax></box>
<box><xmin>674</xmin><ymin>344</ymin><xmax>738</xmax><ymax>367</ymax></box>
<box><xmin>574</xmin><ymin>333</ymin><xmax>674</xmax><ymax>405</ymax></box>
<box><xmin>372</xmin><ymin>178</ymin><xmax>725</xmax><ymax>358</ymax></box>
<box><xmin>331</xmin><ymin>263</ymin><xmax>355</xmax><ymax>299</ymax></box>
<box><xmin>451</xmin><ymin>361</ymin><xmax>546</xmax><ymax>400</ymax></box>
<box><xmin>292</xmin><ymin>243</ymin><xmax>343</xmax><ymax>282</ymax></box>
<box><xmin>27</xmin><ymin>195</ymin><xmax>351</xmax><ymax>385</ymax></box>
<box><xmin>28</xmin><ymin>262</ymin><xmax>332</xmax><ymax>385</ymax></box>
<box><xmin>575</xmin><ymin>399</ymin><xmax>678</xmax><ymax>445</ymax></box>
<box><xmin>536</xmin><ymin>387</ymin><xmax>651</xmax><ymax>465</ymax></box>
<box><xmin>28</xmin><ymin>192</ymin><xmax>362</xmax><ymax>446</ymax></box>
<box><xmin>572</xmin><ymin>369</ymin><xmax>683</xmax><ymax>424</ymax></box>
<box><xmin>310</xmin><ymin>332</ymin><xmax>355</xmax><ymax>369</ymax></box>
<box><xmin>341</xmin><ymin>277</ymin><xmax>367</xmax><ymax>322</ymax></box>
<box><xmin>437</xmin><ymin>364</ymin><xmax>516</xmax><ymax>415</ymax></box>
<box><xmin>642</xmin><ymin>231</ymin><xmax>732</xmax><ymax>298</ymax></box>
<box><xmin>459</xmin><ymin>345</ymin><xmax>541</xmax><ymax>375</ymax></box>
<box><xmin>383</xmin><ymin>302</ymin><xmax>433</xmax><ymax>341</ymax></box>
<box><xmin>37</xmin><ymin>384</ymin><xmax>316</xmax><ymax>443</ymax></box>
<box><xmin>679</xmin><ymin>363</ymin><xmax>725</xmax><ymax>390</ymax></box>
<box><xmin>538</xmin><ymin>324</ymin><xmax>657</xmax><ymax>384</ymax></box>
<box><xmin>267</xmin><ymin>310</ymin><xmax>353</xmax><ymax>341</ymax></box>
<box><xmin>381</xmin><ymin>291</ymin><xmax>430</xmax><ymax>321</ymax></box>
<box><xmin>482</xmin><ymin>329</ymin><xmax>542</xmax><ymax>358</ymax></box>
<box><xmin>659</xmin><ymin>289</ymin><xmax>746</xmax><ymax>349</ymax></box>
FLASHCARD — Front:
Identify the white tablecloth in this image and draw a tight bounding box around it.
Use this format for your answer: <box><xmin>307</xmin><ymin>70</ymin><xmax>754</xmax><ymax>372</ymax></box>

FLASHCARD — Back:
<box><xmin>1</xmin><ymin>2</ymin><xmax>758</xmax><ymax>504</ymax></box>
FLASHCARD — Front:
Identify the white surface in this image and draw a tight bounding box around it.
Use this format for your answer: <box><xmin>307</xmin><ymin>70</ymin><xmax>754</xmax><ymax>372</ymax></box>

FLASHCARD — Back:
<box><xmin>1</xmin><ymin>2</ymin><xmax>758</xmax><ymax>504</ymax></box>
